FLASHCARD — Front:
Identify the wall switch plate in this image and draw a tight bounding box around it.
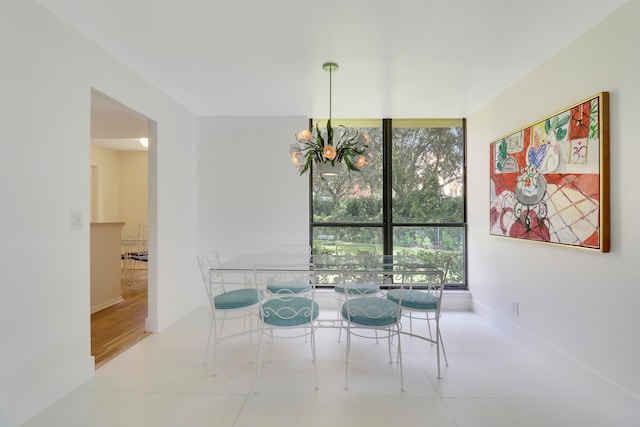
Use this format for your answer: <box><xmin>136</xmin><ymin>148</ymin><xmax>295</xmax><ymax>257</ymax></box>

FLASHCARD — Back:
<box><xmin>70</xmin><ymin>210</ymin><xmax>82</xmax><ymax>230</ymax></box>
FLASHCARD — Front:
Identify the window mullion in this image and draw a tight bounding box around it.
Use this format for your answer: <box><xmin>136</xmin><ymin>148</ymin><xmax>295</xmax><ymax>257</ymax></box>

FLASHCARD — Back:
<box><xmin>383</xmin><ymin>118</ymin><xmax>393</xmax><ymax>256</ymax></box>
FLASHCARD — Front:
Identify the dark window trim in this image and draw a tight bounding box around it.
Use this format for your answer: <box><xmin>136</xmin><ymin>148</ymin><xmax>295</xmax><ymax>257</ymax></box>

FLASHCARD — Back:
<box><xmin>308</xmin><ymin>118</ymin><xmax>468</xmax><ymax>289</ymax></box>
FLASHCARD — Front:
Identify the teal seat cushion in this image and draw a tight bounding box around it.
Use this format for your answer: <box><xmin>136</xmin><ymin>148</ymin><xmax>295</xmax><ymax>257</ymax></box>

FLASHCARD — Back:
<box><xmin>213</xmin><ymin>288</ymin><xmax>260</xmax><ymax>310</ymax></box>
<box><xmin>342</xmin><ymin>297</ymin><xmax>401</xmax><ymax>327</ymax></box>
<box><xmin>266</xmin><ymin>282</ymin><xmax>312</xmax><ymax>294</ymax></box>
<box><xmin>387</xmin><ymin>289</ymin><xmax>438</xmax><ymax>311</ymax></box>
<box><xmin>335</xmin><ymin>283</ymin><xmax>380</xmax><ymax>295</ymax></box>
<box><xmin>262</xmin><ymin>297</ymin><xmax>319</xmax><ymax>327</ymax></box>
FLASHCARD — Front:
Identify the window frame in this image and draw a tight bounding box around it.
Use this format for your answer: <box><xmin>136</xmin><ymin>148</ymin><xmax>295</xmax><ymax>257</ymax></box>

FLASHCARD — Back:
<box><xmin>308</xmin><ymin>118</ymin><xmax>467</xmax><ymax>289</ymax></box>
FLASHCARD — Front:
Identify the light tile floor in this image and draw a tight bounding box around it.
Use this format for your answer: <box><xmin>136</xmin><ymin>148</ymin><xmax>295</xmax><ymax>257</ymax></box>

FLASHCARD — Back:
<box><xmin>22</xmin><ymin>303</ymin><xmax>638</xmax><ymax>427</ymax></box>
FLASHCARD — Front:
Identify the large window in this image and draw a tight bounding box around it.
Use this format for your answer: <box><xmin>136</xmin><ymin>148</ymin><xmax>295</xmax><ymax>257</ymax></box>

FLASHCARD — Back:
<box><xmin>310</xmin><ymin>118</ymin><xmax>466</xmax><ymax>288</ymax></box>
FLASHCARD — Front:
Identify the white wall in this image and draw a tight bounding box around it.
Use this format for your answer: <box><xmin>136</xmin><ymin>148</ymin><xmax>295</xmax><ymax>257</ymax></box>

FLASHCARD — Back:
<box><xmin>90</xmin><ymin>144</ymin><xmax>120</xmax><ymax>222</ymax></box>
<box><xmin>90</xmin><ymin>144</ymin><xmax>148</xmax><ymax>232</ymax></box>
<box><xmin>0</xmin><ymin>1</ymin><xmax>199</xmax><ymax>426</ymax></box>
<box><xmin>118</xmin><ymin>151</ymin><xmax>148</xmax><ymax>227</ymax></box>
<box><xmin>467</xmin><ymin>0</ymin><xmax>640</xmax><ymax>410</ymax></box>
<box><xmin>197</xmin><ymin>116</ymin><xmax>309</xmax><ymax>260</ymax></box>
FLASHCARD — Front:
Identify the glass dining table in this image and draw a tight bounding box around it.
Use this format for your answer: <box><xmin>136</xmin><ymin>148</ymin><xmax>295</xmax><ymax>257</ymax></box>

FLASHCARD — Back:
<box><xmin>213</xmin><ymin>253</ymin><xmax>440</xmax><ymax>275</ymax></box>
<box><xmin>210</xmin><ymin>253</ymin><xmax>444</xmax><ymax>290</ymax></box>
<box><xmin>209</xmin><ymin>252</ymin><xmax>448</xmax><ymax>377</ymax></box>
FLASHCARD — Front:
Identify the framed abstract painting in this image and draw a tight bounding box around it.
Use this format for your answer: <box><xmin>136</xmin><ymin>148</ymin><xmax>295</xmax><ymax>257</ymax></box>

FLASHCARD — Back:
<box><xmin>489</xmin><ymin>92</ymin><xmax>609</xmax><ymax>252</ymax></box>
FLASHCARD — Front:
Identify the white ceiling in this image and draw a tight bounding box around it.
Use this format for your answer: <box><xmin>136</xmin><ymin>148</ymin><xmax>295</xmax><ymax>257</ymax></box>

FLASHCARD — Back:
<box><xmin>40</xmin><ymin>0</ymin><xmax>627</xmax><ymax>120</ymax></box>
<box><xmin>92</xmin><ymin>138</ymin><xmax>148</xmax><ymax>152</ymax></box>
<box><xmin>89</xmin><ymin>90</ymin><xmax>150</xmax><ymax>150</ymax></box>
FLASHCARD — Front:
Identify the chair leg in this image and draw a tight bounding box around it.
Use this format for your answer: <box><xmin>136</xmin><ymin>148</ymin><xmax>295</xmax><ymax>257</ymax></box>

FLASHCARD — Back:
<box><xmin>426</xmin><ymin>313</ymin><xmax>434</xmax><ymax>341</ymax></box>
<box><xmin>436</xmin><ymin>335</ymin><xmax>441</xmax><ymax>379</ymax></box>
<box><xmin>210</xmin><ymin>312</ymin><xmax>232</xmax><ymax>376</ymax></box>
<box><xmin>310</xmin><ymin>326</ymin><xmax>319</xmax><ymax>390</ymax></box>
<box><xmin>212</xmin><ymin>317</ymin><xmax>219</xmax><ymax>376</ymax></box>
<box><xmin>203</xmin><ymin>312</ymin><xmax>214</xmax><ymax>365</ymax></box>
<box><xmin>248</xmin><ymin>308</ymin><xmax>255</xmax><ymax>364</ymax></box>
<box><xmin>343</xmin><ymin>324</ymin><xmax>404</xmax><ymax>391</ymax></box>
<box><xmin>217</xmin><ymin>313</ymin><xmax>227</xmax><ymax>343</ymax></box>
<box><xmin>256</xmin><ymin>324</ymin><xmax>264</xmax><ymax>393</ymax></box>
<box><xmin>344</xmin><ymin>327</ymin><xmax>351</xmax><ymax>390</ymax></box>
<box><xmin>268</xmin><ymin>329</ymin><xmax>274</xmax><ymax>362</ymax></box>
<box><xmin>435</xmin><ymin>318</ymin><xmax>449</xmax><ymax>379</ymax></box>
<box><xmin>438</xmin><ymin>323</ymin><xmax>449</xmax><ymax>365</ymax></box>
<box><xmin>397</xmin><ymin>327</ymin><xmax>405</xmax><ymax>392</ymax></box>
<box><xmin>336</xmin><ymin>294</ymin><xmax>344</xmax><ymax>343</ymax></box>
<box><xmin>255</xmin><ymin>322</ymin><xmax>318</xmax><ymax>392</ymax></box>
<box><xmin>310</xmin><ymin>327</ymin><xmax>317</xmax><ymax>363</ymax></box>
<box><xmin>403</xmin><ymin>309</ymin><xmax>448</xmax><ymax>379</ymax></box>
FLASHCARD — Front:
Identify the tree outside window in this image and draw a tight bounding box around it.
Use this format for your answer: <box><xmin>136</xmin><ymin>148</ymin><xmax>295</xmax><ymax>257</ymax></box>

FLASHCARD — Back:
<box><xmin>311</xmin><ymin>118</ymin><xmax>466</xmax><ymax>288</ymax></box>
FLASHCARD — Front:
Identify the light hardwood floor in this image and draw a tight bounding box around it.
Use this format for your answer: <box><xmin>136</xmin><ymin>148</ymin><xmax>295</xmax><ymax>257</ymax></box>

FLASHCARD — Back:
<box><xmin>91</xmin><ymin>269</ymin><xmax>150</xmax><ymax>368</ymax></box>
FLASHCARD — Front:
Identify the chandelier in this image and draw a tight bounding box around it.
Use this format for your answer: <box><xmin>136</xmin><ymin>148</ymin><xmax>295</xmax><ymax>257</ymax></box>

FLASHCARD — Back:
<box><xmin>289</xmin><ymin>62</ymin><xmax>370</xmax><ymax>177</ymax></box>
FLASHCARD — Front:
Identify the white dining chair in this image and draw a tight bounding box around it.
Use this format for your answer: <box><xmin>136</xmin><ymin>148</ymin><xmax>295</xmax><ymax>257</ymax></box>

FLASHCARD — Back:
<box><xmin>253</xmin><ymin>264</ymin><xmax>319</xmax><ymax>391</ymax></box>
<box><xmin>341</xmin><ymin>269</ymin><xmax>405</xmax><ymax>391</ymax></box>
<box><xmin>386</xmin><ymin>255</ymin><xmax>451</xmax><ymax>378</ymax></box>
<box><xmin>197</xmin><ymin>251</ymin><xmax>262</xmax><ymax>376</ymax></box>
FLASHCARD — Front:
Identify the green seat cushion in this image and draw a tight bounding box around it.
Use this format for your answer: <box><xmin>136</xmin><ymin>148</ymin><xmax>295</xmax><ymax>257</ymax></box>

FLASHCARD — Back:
<box><xmin>387</xmin><ymin>289</ymin><xmax>438</xmax><ymax>311</ymax></box>
<box><xmin>261</xmin><ymin>297</ymin><xmax>319</xmax><ymax>327</ymax></box>
<box><xmin>213</xmin><ymin>288</ymin><xmax>260</xmax><ymax>310</ymax></box>
<box><xmin>266</xmin><ymin>282</ymin><xmax>312</xmax><ymax>294</ymax></box>
<box><xmin>341</xmin><ymin>297</ymin><xmax>401</xmax><ymax>327</ymax></box>
<box><xmin>335</xmin><ymin>283</ymin><xmax>381</xmax><ymax>295</ymax></box>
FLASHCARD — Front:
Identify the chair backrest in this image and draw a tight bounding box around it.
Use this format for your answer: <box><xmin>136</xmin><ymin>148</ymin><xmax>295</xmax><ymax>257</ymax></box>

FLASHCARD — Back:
<box><xmin>342</xmin><ymin>268</ymin><xmax>403</xmax><ymax>325</ymax></box>
<box><xmin>438</xmin><ymin>255</ymin><xmax>452</xmax><ymax>284</ymax></box>
<box><xmin>339</xmin><ymin>267</ymin><xmax>381</xmax><ymax>288</ymax></box>
<box><xmin>432</xmin><ymin>252</ymin><xmax>453</xmax><ymax>283</ymax></box>
<box><xmin>270</xmin><ymin>244</ymin><xmax>311</xmax><ymax>256</ymax></box>
<box><xmin>402</xmin><ymin>265</ymin><xmax>446</xmax><ymax>314</ymax></box>
<box><xmin>197</xmin><ymin>251</ymin><xmax>221</xmax><ymax>302</ymax></box>
<box><xmin>253</xmin><ymin>264</ymin><xmax>315</xmax><ymax>292</ymax></box>
<box><xmin>253</xmin><ymin>264</ymin><xmax>318</xmax><ymax>326</ymax></box>
<box><xmin>348</xmin><ymin>255</ymin><xmax>399</xmax><ymax>285</ymax></box>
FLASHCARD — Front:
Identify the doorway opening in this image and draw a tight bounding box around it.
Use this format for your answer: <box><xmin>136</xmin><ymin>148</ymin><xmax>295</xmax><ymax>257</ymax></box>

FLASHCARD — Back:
<box><xmin>89</xmin><ymin>90</ymin><xmax>155</xmax><ymax>368</ymax></box>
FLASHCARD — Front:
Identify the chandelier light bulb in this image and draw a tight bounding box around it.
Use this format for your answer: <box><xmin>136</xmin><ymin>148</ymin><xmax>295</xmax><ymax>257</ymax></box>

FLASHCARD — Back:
<box><xmin>297</xmin><ymin>129</ymin><xmax>311</xmax><ymax>141</ymax></box>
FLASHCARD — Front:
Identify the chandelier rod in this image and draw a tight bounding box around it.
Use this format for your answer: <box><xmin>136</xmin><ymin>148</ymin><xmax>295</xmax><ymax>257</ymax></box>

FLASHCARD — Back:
<box><xmin>323</xmin><ymin>62</ymin><xmax>338</xmax><ymax>123</ymax></box>
<box><xmin>329</xmin><ymin>65</ymin><xmax>332</xmax><ymax>121</ymax></box>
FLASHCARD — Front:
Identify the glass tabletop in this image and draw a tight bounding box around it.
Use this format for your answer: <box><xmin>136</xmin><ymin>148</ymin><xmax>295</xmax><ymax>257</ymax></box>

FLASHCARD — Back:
<box><xmin>213</xmin><ymin>253</ymin><xmax>443</xmax><ymax>279</ymax></box>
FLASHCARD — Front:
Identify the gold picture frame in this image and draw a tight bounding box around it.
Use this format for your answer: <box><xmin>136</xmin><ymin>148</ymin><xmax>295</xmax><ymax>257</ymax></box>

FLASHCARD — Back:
<box><xmin>489</xmin><ymin>92</ymin><xmax>609</xmax><ymax>252</ymax></box>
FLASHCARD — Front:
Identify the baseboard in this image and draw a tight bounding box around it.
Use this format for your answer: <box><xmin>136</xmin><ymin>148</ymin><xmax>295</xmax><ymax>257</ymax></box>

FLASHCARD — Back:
<box><xmin>472</xmin><ymin>299</ymin><xmax>640</xmax><ymax>419</ymax></box>
<box><xmin>90</xmin><ymin>296</ymin><xmax>124</xmax><ymax>314</ymax></box>
<box><xmin>145</xmin><ymin>315</ymin><xmax>159</xmax><ymax>333</ymax></box>
<box><xmin>1</xmin><ymin>355</ymin><xmax>95</xmax><ymax>427</ymax></box>
<box><xmin>441</xmin><ymin>290</ymin><xmax>472</xmax><ymax>311</ymax></box>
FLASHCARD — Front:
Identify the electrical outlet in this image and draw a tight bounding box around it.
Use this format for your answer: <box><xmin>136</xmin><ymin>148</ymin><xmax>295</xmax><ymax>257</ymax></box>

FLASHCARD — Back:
<box><xmin>512</xmin><ymin>301</ymin><xmax>520</xmax><ymax>316</ymax></box>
